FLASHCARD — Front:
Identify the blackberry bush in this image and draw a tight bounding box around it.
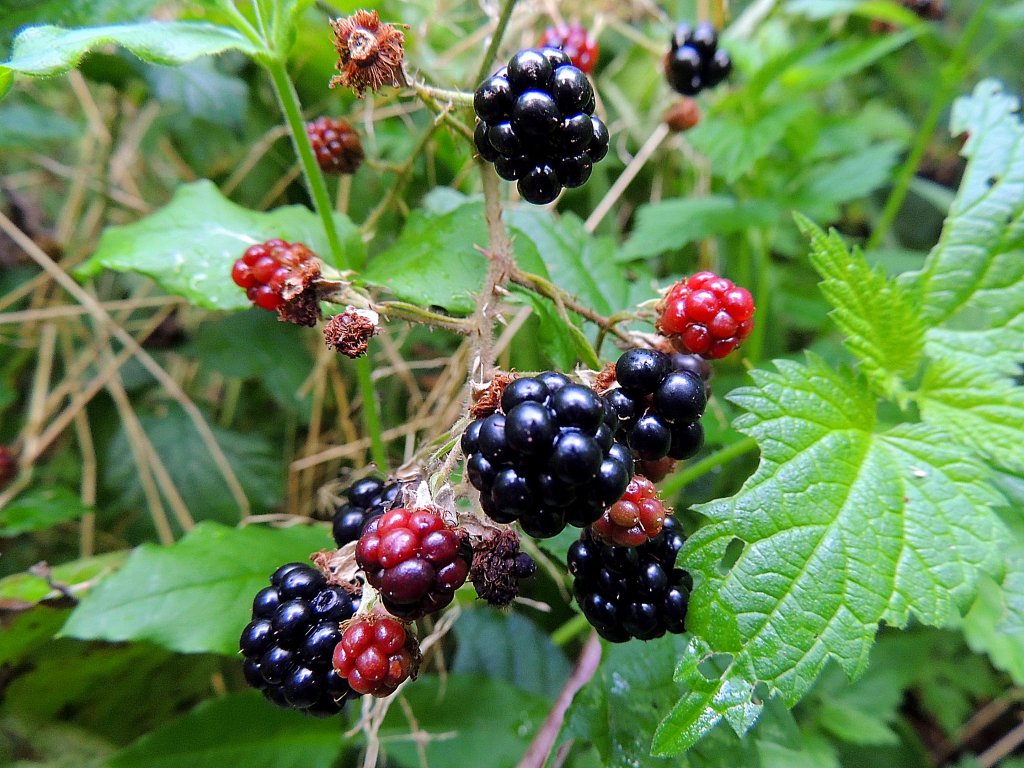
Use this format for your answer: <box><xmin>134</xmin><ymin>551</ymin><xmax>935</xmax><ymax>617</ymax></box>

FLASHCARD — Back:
<box><xmin>604</xmin><ymin>349</ymin><xmax>707</xmax><ymax>462</ymax></box>
<box><xmin>332</xmin><ymin>475</ymin><xmax>403</xmax><ymax>547</ymax></box>
<box><xmin>239</xmin><ymin>563</ymin><xmax>360</xmax><ymax>715</ymax></box>
<box><xmin>462</xmin><ymin>372</ymin><xmax>633</xmax><ymax>538</ymax></box>
<box><xmin>473</xmin><ymin>47</ymin><xmax>609</xmax><ymax>204</ymax></box>
<box><xmin>568</xmin><ymin>517</ymin><xmax>692</xmax><ymax>642</ymax></box>
<box><xmin>664</xmin><ymin>21</ymin><xmax>732</xmax><ymax>96</ymax></box>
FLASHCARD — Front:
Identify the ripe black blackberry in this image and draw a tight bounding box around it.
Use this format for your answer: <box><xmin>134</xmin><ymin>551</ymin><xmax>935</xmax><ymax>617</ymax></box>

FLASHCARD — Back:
<box><xmin>473</xmin><ymin>47</ymin><xmax>609</xmax><ymax>205</ymax></box>
<box><xmin>332</xmin><ymin>476</ymin><xmax>403</xmax><ymax>547</ymax></box>
<box><xmin>568</xmin><ymin>517</ymin><xmax>691</xmax><ymax>642</ymax></box>
<box><xmin>239</xmin><ymin>562</ymin><xmax>360</xmax><ymax>715</ymax></box>
<box><xmin>461</xmin><ymin>372</ymin><xmax>633</xmax><ymax>538</ymax></box>
<box><xmin>604</xmin><ymin>348</ymin><xmax>707</xmax><ymax>462</ymax></box>
<box><xmin>664</xmin><ymin>21</ymin><xmax>732</xmax><ymax>96</ymax></box>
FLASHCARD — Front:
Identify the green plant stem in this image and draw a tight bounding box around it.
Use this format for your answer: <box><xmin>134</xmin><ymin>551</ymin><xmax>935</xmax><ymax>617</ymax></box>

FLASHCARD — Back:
<box><xmin>867</xmin><ymin>0</ymin><xmax>991</xmax><ymax>250</ymax></box>
<box><xmin>474</xmin><ymin>0</ymin><xmax>518</xmax><ymax>85</ymax></box>
<box><xmin>660</xmin><ymin>436</ymin><xmax>758</xmax><ymax>496</ymax></box>
<box><xmin>378</xmin><ymin>301</ymin><xmax>474</xmax><ymax>334</ymax></box>
<box><xmin>415</xmin><ymin>83</ymin><xmax>474</xmax><ymax>107</ymax></box>
<box><xmin>264</xmin><ymin>57</ymin><xmax>388</xmax><ymax>468</ymax></box>
<box><xmin>551</xmin><ymin>614</ymin><xmax>591</xmax><ymax>647</ymax></box>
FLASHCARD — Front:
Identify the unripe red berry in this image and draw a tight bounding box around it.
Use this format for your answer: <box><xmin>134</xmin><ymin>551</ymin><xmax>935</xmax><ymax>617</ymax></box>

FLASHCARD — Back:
<box><xmin>539</xmin><ymin>22</ymin><xmax>599</xmax><ymax>74</ymax></box>
<box><xmin>656</xmin><ymin>272</ymin><xmax>754</xmax><ymax>359</ymax></box>
<box><xmin>591</xmin><ymin>475</ymin><xmax>670</xmax><ymax>547</ymax></box>
<box><xmin>231</xmin><ymin>240</ymin><xmax>322</xmax><ymax>325</ymax></box>
<box><xmin>332</xmin><ymin>615</ymin><xmax>418</xmax><ymax>696</ymax></box>
<box><xmin>306</xmin><ymin>116</ymin><xmax>364</xmax><ymax>175</ymax></box>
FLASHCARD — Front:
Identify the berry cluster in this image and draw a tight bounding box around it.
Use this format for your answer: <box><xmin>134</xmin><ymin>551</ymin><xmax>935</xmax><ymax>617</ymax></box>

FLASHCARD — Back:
<box><xmin>306</xmin><ymin>116</ymin><xmax>364</xmax><ymax>175</ymax></box>
<box><xmin>539</xmin><ymin>22</ymin><xmax>598</xmax><ymax>74</ymax></box>
<box><xmin>332</xmin><ymin>614</ymin><xmax>418</xmax><ymax>696</ymax></box>
<box><xmin>239</xmin><ymin>563</ymin><xmax>359</xmax><ymax>715</ymax></box>
<box><xmin>569</xmin><ymin>517</ymin><xmax>691</xmax><ymax>642</ymax></box>
<box><xmin>664</xmin><ymin>21</ymin><xmax>732</xmax><ymax>97</ymax></box>
<box><xmin>474</xmin><ymin>47</ymin><xmax>609</xmax><ymax>205</ymax></box>
<box><xmin>231</xmin><ymin>239</ymin><xmax>320</xmax><ymax>314</ymax></box>
<box><xmin>356</xmin><ymin>507</ymin><xmax>472</xmax><ymax>619</ymax></box>
<box><xmin>592</xmin><ymin>475</ymin><xmax>668</xmax><ymax>547</ymax></box>
<box><xmin>462</xmin><ymin>372</ymin><xmax>633</xmax><ymax>539</ymax></box>
<box><xmin>604</xmin><ymin>349</ymin><xmax>707</xmax><ymax>462</ymax></box>
<box><xmin>332</xmin><ymin>476</ymin><xmax>403</xmax><ymax>547</ymax></box>
<box><xmin>657</xmin><ymin>271</ymin><xmax>755</xmax><ymax>359</ymax></box>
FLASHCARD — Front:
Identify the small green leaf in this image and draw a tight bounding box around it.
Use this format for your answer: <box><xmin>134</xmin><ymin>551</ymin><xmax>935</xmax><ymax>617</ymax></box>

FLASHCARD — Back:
<box><xmin>796</xmin><ymin>215</ymin><xmax>924</xmax><ymax>393</ymax></box>
<box><xmin>61</xmin><ymin>522</ymin><xmax>332</xmax><ymax>655</ymax></box>
<box><xmin>1</xmin><ymin>21</ymin><xmax>263</xmax><ymax>81</ymax></box>
<box><xmin>0</xmin><ymin>485</ymin><xmax>90</xmax><ymax>536</ymax></box>
<box><xmin>362</xmin><ymin>202</ymin><xmax>488</xmax><ymax>316</ymax></box>
<box><xmin>780</xmin><ymin>29</ymin><xmax>921</xmax><ymax>90</ymax></box>
<box><xmin>0</xmin><ymin>551</ymin><xmax>128</xmax><ymax>608</ymax></box>
<box><xmin>76</xmin><ymin>180</ymin><xmax>362</xmax><ymax>308</ymax></box>
<box><xmin>621</xmin><ymin>197</ymin><xmax>779</xmax><ymax>262</ymax></box>
<box><xmin>452</xmin><ymin>608</ymin><xmax>571</xmax><ymax>699</ymax></box>
<box><xmin>817</xmin><ymin>700</ymin><xmax>899</xmax><ymax>747</ymax></box>
<box><xmin>107</xmin><ymin>691</ymin><xmax>343</xmax><ymax>768</ymax></box>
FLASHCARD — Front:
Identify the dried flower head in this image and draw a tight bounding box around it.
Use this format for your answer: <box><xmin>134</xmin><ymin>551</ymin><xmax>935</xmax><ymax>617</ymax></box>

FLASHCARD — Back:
<box><xmin>329</xmin><ymin>10</ymin><xmax>407</xmax><ymax>97</ymax></box>
<box><xmin>324</xmin><ymin>307</ymin><xmax>379</xmax><ymax>358</ymax></box>
<box><xmin>470</xmin><ymin>529</ymin><xmax>537</xmax><ymax>607</ymax></box>
<box><xmin>469</xmin><ymin>372</ymin><xmax>515</xmax><ymax>418</ymax></box>
<box><xmin>277</xmin><ymin>257</ymin><xmax>322</xmax><ymax>327</ymax></box>
<box><xmin>593</xmin><ymin>362</ymin><xmax>617</xmax><ymax>393</ymax></box>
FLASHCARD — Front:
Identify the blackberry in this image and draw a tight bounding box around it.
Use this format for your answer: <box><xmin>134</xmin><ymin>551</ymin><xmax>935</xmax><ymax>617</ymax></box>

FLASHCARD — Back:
<box><xmin>332</xmin><ymin>476</ymin><xmax>404</xmax><ymax>547</ymax></box>
<box><xmin>462</xmin><ymin>374</ymin><xmax>632</xmax><ymax>538</ymax></box>
<box><xmin>657</xmin><ymin>271</ymin><xmax>755</xmax><ymax>359</ymax></box>
<box><xmin>332</xmin><ymin>614</ymin><xmax>419</xmax><ymax>696</ymax></box>
<box><xmin>356</xmin><ymin>507</ymin><xmax>472</xmax><ymax>619</ymax></box>
<box><xmin>664</xmin><ymin>21</ymin><xmax>732</xmax><ymax>97</ymax></box>
<box><xmin>231</xmin><ymin>239</ymin><xmax>321</xmax><ymax>324</ymax></box>
<box><xmin>239</xmin><ymin>563</ymin><xmax>360</xmax><ymax>714</ymax></box>
<box><xmin>539</xmin><ymin>21</ymin><xmax>599</xmax><ymax>74</ymax></box>
<box><xmin>592</xmin><ymin>475</ymin><xmax>669</xmax><ymax>547</ymax></box>
<box><xmin>305</xmin><ymin>116</ymin><xmax>364</xmax><ymax>175</ymax></box>
<box><xmin>569</xmin><ymin>517</ymin><xmax>691</xmax><ymax>642</ymax></box>
<box><xmin>604</xmin><ymin>349</ymin><xmax>706</xmax><ymax>463</ymax></box>
<box><xmin>473</xmin><ymin>47</ymin><xmax>609</xmax><ymax>204</ymax></box>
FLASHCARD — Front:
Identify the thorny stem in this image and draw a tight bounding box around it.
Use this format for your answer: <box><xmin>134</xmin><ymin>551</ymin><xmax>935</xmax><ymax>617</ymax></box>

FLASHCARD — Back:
<box><xmin>867</xmin><ymin>0</ymin><xmax>991</xmax><ymax>249</ymax></box>
<box><xmin>264</xmin><ymin>57</ymin><xmax>388</xmax><ymax>468</ymax></box>
<box><xmin>474</xmin><ymin>0</ymin><xmax>519</xmax><ymax>86</ymax></box>
<box><xmin>377</xmin><ymin>302</ymin><xmax>473</xmax><ymax>334</ymax></box>
<box><xmin>471</xmin><ymin>163</ymin><xmax>515</xmax><ymax>381</ymax></box>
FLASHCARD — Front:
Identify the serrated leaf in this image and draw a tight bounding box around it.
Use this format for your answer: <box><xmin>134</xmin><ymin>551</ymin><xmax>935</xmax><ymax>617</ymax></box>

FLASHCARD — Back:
<box><xmin>76</xmin><ymin>180</ymin><xmax>363</xmax><ymax>308</ymax></box>
<box><xmin>620</xmin><ymin>197</ymin><xmax>779</xmax><ymax>262</ymax></box>
<box><xmin>964</xmin><ymin>548</ymin><xmax>1024</xmax><ymax>684</ymax></box>
<box><xmin>797</xmin><ymin>216</ymin><xmax>924</xmax><ymax>393</ymax></box>
<box><xmin>654</xmin><ymin>356</ymin><xmax>1007</xmax><ymax>754</ymax></box>
<box><xmin>1</xmin><ymin>22</ymin><xmax>263</xmax><ymax>82</ymax></box>
<box><xmin>107</xmin><ymin>691</ymin><xmax>343</xmax><ymax>768</ymax></box>
<box><xmin>61</xmin><ymin>522</ymin><xmax>333</xmax><ymax>654</ymax></box>
<box><xmin>908</xmin><ymin>80</ymin><xmax>1024</xmax><ymax>383</ymax></box>
<box><xmin>0</xmin><ymin>485</ymin><xmax>90</xmax><ymax>536</ymax></box>
<box><xmin>451</xmin><ymin>608</ymin><xmax>571</xmax><ymax>699</ymax></box>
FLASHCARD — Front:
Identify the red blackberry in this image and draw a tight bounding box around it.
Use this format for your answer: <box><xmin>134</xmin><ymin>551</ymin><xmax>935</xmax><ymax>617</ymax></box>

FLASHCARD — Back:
<box><xmin>657</xmin><ymin>272</ymin><xmax>755</xmax><ymax>359</ymax></box>
<box><xmin>306</xmin><ymin>116</ymin><xmax>364</xmax><ymax>175</ymax></box>
<box><xmin>539</xmin><ymin>22</ymin><xmax>599</xmax><ymax>74</ymax></box>
<box><xmin>568</xmin><ymin>517</ymin><xmax>691</xmax><ymax>642</ymax></box>
<box><xmin>239</xmin><ymin>563</ymin><xmax>360</xmax><ymax>714</ymax></box>
<box><xmin>332</xmin><ymin>476</ymin><xmax>404</xmax><ymax>547</ymax></box>
<box><xmin>332</xmin><ymin>614</ymin><xmax>418</xmax><ymax>696</ymax></box>
<box><xmin>592</xmin><ymin>475</ymin><xmax>669</xmax><ymax>547</ymax></box>
<box><xmin>664</xmin><ymin>21</ymin><xmax>732</xmax><ymax>97</ymax></box>
<box><xmin>604</xmin><ymin>349</ymin><xmax>707</xmax><ymax>463</ymax></box>
<box><xmin>231</xmin><ymin>239</ymin><xmax>322</xmax><ymax>325</ymax></box>
<box><xmin>473</xmin><ymin>47</ymin><xmax>608</xmax><ymax>205</ymax></box>
<box><xmin>462</xmin><ymin>372</ymin><xmax>633</xmax><ymax>538</ymax></box>
<box><xmin>355</xmin><ymin>507</ymin><xmax>472</xmax><ymax>619</ymax></box>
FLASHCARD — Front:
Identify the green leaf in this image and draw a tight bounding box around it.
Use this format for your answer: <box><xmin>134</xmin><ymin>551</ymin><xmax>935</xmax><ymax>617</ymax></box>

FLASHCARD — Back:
<box><xmin>378</xmin><ymin>675</ymin><xmax>549</xmax><ymax>768</ymax></box>
<box><xmin>0</xmin><ymin>102</ymin><xmax>81</xmax><ymax>149</ymax></box>
<box><xmin>817</xmin><ymin>700</ymin><xmax>899</xmax><ymax>747</ymax></box>
<box><xmin>796</xmin><ymin>215</ymin><xmax>924</xmax><ymax>393</ymax></box>
<box><xmin>76</xmin><ymin>180</ymin><xmax>363</xmax><ymax>309</ymax></box>
<box><xmin>1</xmin><ymin>22</ymin><xmax>263</xmax><ymax>82</ymax></box>
<box><xmin>0</xmin><ymin>0</ymin><xmax>164</xmax><ymax>58</ymax></box>
<box><xmin>620</xmin><ymin>197</ymin><xmax>779</xmax><ymax>262</ymax></box>
<box><xmin>0</xmin><ymin>607</ymin><xmax>68</xmax><ymax>666</ymax></box>
<box><xmin>653</xmin><ymin>356</ymin><xmax>1007</xmax><ymax>754</ymax></box>
<box><xmin>103</xmin><ymin>403</ymin><xmax>284</xmax><ymax>526</ymax></box>
<box><xmin>780</xmin><ymin>29</ymin><xmax>921</xmax><ymax>90</ymax></box>
<box><xmin>362</xmin><ymin>202</ymin><xmax>488</xmax><ymax>316</ymax></box>
<box><xmin>144</xmin><ymin>59</ymin><xmax>248</xmax><ymax>127</ymax></box>
<box><xmin>107</xmin><ymin>691</ymin><xmax>343</xmax><ymax>768</ymax></box>
<box><xmin>0</xmin><ymin>485</ymin><xmax>91</xmax><ymax>536</ymax></box>
<box><xmin>0</xmin><ymin>551</ymin><xmax>127</xmax><ymax>608</ymax></box>
<box><xmin>791</xmin><ymin>141</ymin><xmax>902</xmax><ymax>213</ymax></box>
<box><xmin>451</xmin><ymin>608</ymin><xmax>571</xmax><ymax>699</ymax></box>
<box><xmin>964</xmin><ymin>549</ymin><xmax>1024</xmax><ymax>684</ymax></box>
<box><xmin>909</xmin><ymin>80</ymin><xmax>1024</xmax><ymax>383</ymax></box>
<box><xmin>61</xmin><ymin>522</ymin><xmax>332</xmax><ymax>655</ymax></box>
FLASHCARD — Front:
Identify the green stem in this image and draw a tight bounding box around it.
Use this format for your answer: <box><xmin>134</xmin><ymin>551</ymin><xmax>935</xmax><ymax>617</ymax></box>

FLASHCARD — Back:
<box><xmin>416</xmin><ymin>83</ymin><xmax>474</xmax><ymax>106</ymax></box>
<box><xmin>867</xmin><ymin>1</ymin><xmax>991</xmax><ymax>250</ymax></box>
<box><xmin>474</xmin><ymin>0</ymin><xmax>519</xmax><ymax>85</ymax></box>
<box><xmin>659</xmin><ymin>436</ymin><xmax>758</xmax><ymax>497</ymax></box>
<box><xmin>552</xmin><ymin>614</ymin><xmax>591</xmax><ymax>647</ymax></box>
<box><xmin>264</xmin><ymin>57</ymin><xmax>388</xmax><ymax>468</ymax></box>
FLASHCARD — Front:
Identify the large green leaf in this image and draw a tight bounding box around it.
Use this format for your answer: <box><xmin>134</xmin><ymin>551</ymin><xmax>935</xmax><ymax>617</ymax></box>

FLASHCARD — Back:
<box><xmin>1</xmin><ymin>21</ymin><xmax>263</xmax><ymax>83</ymax></box>
<box><xmin>0</xmin><ymin>0</ymin><xmax>163</xmax><ymax>57</ymax></box>
<box><xmin>76</xmin><ymin>180</ymin><xmax>363</xmax><ymax>309</ymax></box>
<box><xmin>107</xmin><ymin>691</ymin><xmax>344</xmax><ymax>768</ymax></box>
<box><xmin>61</xmin><ymin>522</ymin><xmax>333</xmax><ymax>655</ymax></box>
<box><xmin>653</xmin><ymin>356</ymin><xmax>1006</xmax><ymax>755</ymax></box>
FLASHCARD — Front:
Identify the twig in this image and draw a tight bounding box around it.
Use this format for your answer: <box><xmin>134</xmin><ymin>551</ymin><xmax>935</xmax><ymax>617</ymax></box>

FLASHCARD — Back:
<box><xmin>584</xmin><ymin>122</ymin><xmax>670</xmax><ymax>233</ymax></box>
<box><xmin>979</xmin><ymin>715</ymin><xmax>1024</xmax><ymax>768</ymax></box>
